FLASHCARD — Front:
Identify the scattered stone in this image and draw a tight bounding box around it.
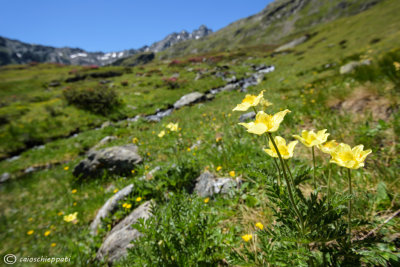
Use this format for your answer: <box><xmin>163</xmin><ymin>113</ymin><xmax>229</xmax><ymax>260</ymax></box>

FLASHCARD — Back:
<box><xmin>7</xmin><ymin>155</ymin><xmax>20</xmax><ymax>162</ymax></box>
<box><xmin>127</xmin><ymin>115</ymin><xmax>141</xmax><ymax>122</ymax></box>
<box><xmin>99</xmin><ymin>80</ymin><xmax>112</xmax><ymax>84</ymax></box>
<box><xmin>90</xmin><ymin>184</ymin><xmax>134</xmax><ymax>235</ymax></box>
<box><xmin>90</xmin><ymin>136</ymin><xmax>117</xmax><ymax>152</ymax></box>
<box><xmin>73</xmin><ymin>145</ymin><xmax>142</xmax><ymax>179</ymax></box>
<box><xmin>96</xmin><ymin>201</ymin><xmax>153</xmax><ymax>263</ymax></box>
<box><xmin>339</xmin><ymin>59</ymin><xmax>371</xmax><ymax>74</ymax></box>
<box><xmin>145</xmin><ymin>108</ymin><xmax>173</xmax><ymax>122</ymax></box>
<box><xmin>101</xmin><ymin>121</ymin><xmax>113</xmax><ymax>129</ymax></box>
<box><xmin>0</xmin><ymin>173</ymin><xmax>11</xmax><ymax>183</ymax></box>
<box><xmin>225</xmin><ymin>76</ymin><xmax>237</xmax><ymax>83</ymax></box>
<box><xmin>173</xmin><ymin>92</ymin><xmax>205</xmax><ymax>109</ymax></box>
<box><xmin>24</xmin><ymin>167</ymin><xmax>36</xmax><ymax>174</ymax></box>
<box><xmin>220</xmin><ymin>83</ymin><xmax>240</xmax><ymax>92</ymax></box>
<box><xmin>205</xmin><ymin>93</ymin><xmax>215</xmax><ymax>101</ymax></box>
<box><xmin>239</xmin><ymin>112</ymin><xmax>256</xmax><ymax>122</ymax></box>
<box><xmin>194</xmin><ymin>171</ymin><xmax>242</xmax><ymax>197</ymax></box>
<box><xmin>49</xmin><ymin>81</ymin><xmax>60</xmax><ymax>87</ymax></box>
<box><xmin>275</xmin><ymin>35</ymin><xmax>309</xmax><ymax>52</ymax></box>
<box><xmin>138</xmin><ymin>166</ymin><xmax>161</xmax><ymax>181</ymax></box>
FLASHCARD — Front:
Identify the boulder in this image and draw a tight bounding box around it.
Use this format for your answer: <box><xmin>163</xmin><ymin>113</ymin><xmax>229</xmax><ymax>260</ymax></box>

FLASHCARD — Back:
<box><xmin>96</xmin><ymin>201</ymin><xmax>153</xmax><ymax>264</ymax></box>
<box><xmin>73</xmin><ymin>145</ymin><xmax>142</xmax><ymax>179</ymax></box>
<box><xmin>194</xmin><ymin>171</ymin><xmax>242</xmax><ymax>197</ymax></box>
<box><xmin>90</xmin><ymin>136</ymin><xmax>117</xmax><ymax>152</ymax></box>
<box><xmin>90</xmin><ymin>184</ymin><xmax>134</xmax><ymax>235</ymax></box>
<box><xmin>239</xmin><ymin>112</ymin><xmax>256</xmax><ymax>122</ymax></box>
<box><xmin>339</xmin><ymin>59</ymin><xmax>371</xmax><ymax>74</ymax></box>
<box><xmin>173</xmin><ymin>92</ymin><xmax>205</xmax><ymax>109</ymax></box>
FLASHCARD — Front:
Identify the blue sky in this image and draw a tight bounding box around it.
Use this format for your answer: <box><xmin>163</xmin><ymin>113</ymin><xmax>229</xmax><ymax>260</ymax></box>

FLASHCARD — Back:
<box><xmin>0</xmin><ymin>0</ymin><xmax>272</xmax><ymax>52</ymax></box>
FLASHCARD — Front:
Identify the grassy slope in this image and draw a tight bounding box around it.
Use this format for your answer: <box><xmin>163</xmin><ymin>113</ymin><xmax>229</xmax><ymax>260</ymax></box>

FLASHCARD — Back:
<box><xmin>0</xmin><ymin>0</ymin><xmax>400</xmax><ymax>265</ymax></box>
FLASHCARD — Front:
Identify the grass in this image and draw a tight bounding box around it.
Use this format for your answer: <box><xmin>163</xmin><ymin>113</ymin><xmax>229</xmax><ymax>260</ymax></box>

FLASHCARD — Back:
<box><xmin>1</xmin><ymin>0</ymin><xmax>400</xmax><ymax>265</ymax></box>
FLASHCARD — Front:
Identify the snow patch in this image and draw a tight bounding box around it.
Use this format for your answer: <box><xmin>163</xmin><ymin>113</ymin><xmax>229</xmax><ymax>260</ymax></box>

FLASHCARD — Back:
<box><xmin>70</xmin><ymin>53</ymin><xmax>88</xmax><ymax>59</ymax></box>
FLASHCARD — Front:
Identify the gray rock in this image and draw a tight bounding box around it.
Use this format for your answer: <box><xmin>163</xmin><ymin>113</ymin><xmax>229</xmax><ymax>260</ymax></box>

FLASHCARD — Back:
<box><xmin>138</xmin><ymin>166</ymin><xmax>161</xmax><ymax>181</ymax></box>
<box><xmin>194</xmin><ymin>171</ymin><xmax>242</xmax><ymax>197</ymax></box>
<box><xmin>220</xmin><ymin>83</ymin><xmax>240</xmax><ymax>92</ymax></box>
<box><xmin>73</xmin><ymin>144</ymin><xmax>142</xmax><ymax>179</ymax></box>
<box><xmin>96</xmin><ymin>201</ymin><xmax>153</xmax><ymax>263</ymax></box>
<box><xmin>145</xmin><ymin>108</ymin><xmax>173</xmax><ymax>122</ymax></box>
<box><xmin>239</xmin><ymin>112</ymin><xmax>256</xmax><ymax>122</ymax></box>
<box><xmin>275</xmin><ymin>35</ymin><xmax>309</xmax><ymax>52</ymax></box>
<box><xmin>339</xmin><ymin>59</ymin><xmax>371</xmax><ymax>74</ymax></box>
<box><xmin>90</xmin><ymin>184</ymin><xmax>134</xmax><ymax>235</ymax></box>
<box><xmin>0</xmin><ymin>173</ymin><xmax>11</xmax><ymax>183</ymax></box>
<box><xmin>101</xmin><ymin>121</ymin><xmax>113</xmax><ymax>129</ymax></box>
<box><xmin>24</xmin><ymin>167</ymin><xmax>36</xmax><ymax>174</ymax></box>
<box><xmin>90</xmin><ymin>136</ymin><xmax>117</xmax><ymax>152</ymax></box>
<box><xmin>173</xmin><ymin>92</ymin><xmax>205</xmax><ymax>109</ymax></box>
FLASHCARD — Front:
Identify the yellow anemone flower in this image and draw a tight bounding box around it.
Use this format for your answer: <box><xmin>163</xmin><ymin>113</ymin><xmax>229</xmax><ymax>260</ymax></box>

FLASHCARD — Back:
<box><xmin>233</xmin><ymin>91</ymin><xmax>264</xmax><ymax>111</ymax></box>
<box><xmin>330</xmin><ymin>143</ymin><xmax>372</xmax><ymax>169</ymax></box>
<box><xmin>239</xmin><ymin>110</ymin><xmax>291</xmax><ymax>135</ymax></box>
<box><xmin>318</xmin><ymin>140</ymin><xmax>339</xmax><ymax>154</ymax></box>
<box><xmin>260</xmin><ymin>98</ymin><xmax>273</xmax><ymax>109</ymax></box>
<box><xmin>158</xmin><ymin>130</ymin><xmax>166</xmax><ymax>138</ymax></box>
<box><xmin>63</xmin><ymin>212</ymin><xmax>78</xmax><ymax>223</ymax></box>
<box><xmin>293</xmin><ymin>129</ymin><xmax>329</xmax><ymax>147</ymax></box>
<box><xmin>255</xmin><ymin>222</ymin><xmax>264</xmax><ymax>230</ymax></box>
<box><xmin>136</xmin><ymin>197</ymin><xmax>142</xmax><ymax>202</ymax></box>
<box><xmin>241</xmin><ymin>234</ymin><xmax>252</xmax><ymax>242</ymax></box>
<box><xmin>263</xmin><ymin>136</ymin><xmax>297</xmax><ymax>159</ymax></box>
<box><xmin>166</xmin><ymin>122</ymin><xmax>178</xmax><ymax>132</ymax></box>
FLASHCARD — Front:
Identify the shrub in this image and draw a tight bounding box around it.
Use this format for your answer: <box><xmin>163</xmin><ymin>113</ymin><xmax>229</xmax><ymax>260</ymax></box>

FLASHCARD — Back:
<box><xmin>123</xmin><ymin>193</ymin><xmax>229</xmax><ymax>267</ymax></box>
<box><xmin>62</xmin><ymin>85</ymin><xmax>120</xmax><ymax>115</ymax></box>
<box><xmin>162</xmin><ymin>77</ymin><xmax>180</xmax><ymax>89</ymax></box>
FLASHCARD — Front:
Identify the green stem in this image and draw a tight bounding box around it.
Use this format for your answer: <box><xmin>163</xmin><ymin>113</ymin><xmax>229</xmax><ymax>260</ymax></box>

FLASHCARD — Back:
<box><xmin>284</xmin><ymin>160</ymin><xmax>296</xmax><ymax>190</ymax></box>
<box><xmin>312</xmin><ymin>146</ymin><xmax>316</xmax><ymax>189</ymax></box>
<box><xmin>347</xmin><ymin>168</ymin><xmax>352</xmax><ymax>243</ymax></box>
<box><xmin>327</xmin><ymin>164</ymin><xmax>331</xmax><ymax>203</ymax></box>
<box><xmin>268</xmin><ymin>133</ymin><xmax>304</xmax><ymax>234</ymax></box>
<box><xmin>273</xmin><ymin>158</ymin><xmax>282</xmax><ymax>187</ymax></box>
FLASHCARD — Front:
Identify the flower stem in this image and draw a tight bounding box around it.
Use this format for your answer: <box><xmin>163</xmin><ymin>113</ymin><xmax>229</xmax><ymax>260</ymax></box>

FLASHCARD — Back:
<box><xmin>268</xmin><ymin>133</ymin><xmax>304</xmax><ymax>234</ymax></box>
<box><xmin>327</xmin><ymin>163</ymin><xmax>331</xmax><ymax>203</ymax></box>
<box><xmin>312</xmin><ymin>146</ymin><xmax>316</xmax><ymax>189</ymax></box>
<box><xmin>273</xmin><ymin>158</ymin><xmax>282</xmax><ymax>187</ymax></box>
<box><xmin>347</xmin><ymin>168</ymin><xmax>352</xmax><ymax>243</ymax></box>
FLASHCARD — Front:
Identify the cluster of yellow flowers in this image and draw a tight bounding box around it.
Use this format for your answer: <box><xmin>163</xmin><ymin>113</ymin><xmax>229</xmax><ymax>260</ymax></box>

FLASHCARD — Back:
<box><xmin>158</xmin><ymin>122</ymin><xmax>179</xmax><ymax>138</ymax></box>
<box><xmin>63</xmin><ymin>212</ymin><xmax>78</xmax><ymax>224</ymax></box>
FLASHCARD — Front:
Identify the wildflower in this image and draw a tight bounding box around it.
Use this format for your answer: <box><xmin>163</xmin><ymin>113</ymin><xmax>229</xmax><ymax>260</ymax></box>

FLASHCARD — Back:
<box><xmin>166</xmin><ymin>122</ymin><xmax>178</xmax><ymax>132</ymax></box>
<box><xmin>311</xmin><ymin>99</ymin><xmax>316</xmax><ymax>103</ymax></box>
<box><xmin>57</xmin><ymin>212</ymin><xmax>63</xmax><ymax>216</ymax></box>
<box><xmin>229</xmin><ymin>171</ymin><xmax>235</xmax><ymax>177</ymax></box>
<box><xmin>255</xmin><ymin>222</ymin><xmax>264</xmax><ymax>230</ymax></box>
<box><xmin>64</xmin><ymin>166</ymin><xmax>69</xmax><ymax>171</ymax></box>
<box><xmin>158</xmin><ymin>131</ymin><xmax>165</xmax><ymax>138</ymax></box>
<box><xmin>233</xmin><ymin>91</ymin><xmax>264</xmax><ymax>111</ymax></box>
<box><xmin>318</xmin><ymin>140</ymin><xmax>339</xmax><ymax>154</ymax></box>
<box><xmin>204</xmin><ymin>197</ymin><xmax>210</xmax><ymax>203</ymax></box>
<box><xmin>187</xmin><ymin>147</ymin><xmax>191</xmax><ymax>152</ymax></box>
<box><xmin>216</xmin><ymin>137</ymin><xmax>222</xmax><ymax>142</ymax></box>
<box><xmin>73</xmin><ymin>202</ymin><xmax>77</xmax><ymax>206</ymax></box>
<box><xmin>131</xmin><ymin>169</ymin><xmax>135</xmax><ymax>174</ymax></box>
<box><xmin>63</xmin><ymin>212</ymin><xmax>78</xmax><ymax>223</ymax></box>
<box><xmin>51</xmin><ymin>243</ymin><xmax>56</xmax><ymax>247</ymax></box>
<box><xmin>132</xmin><ymin>137</ymin><xmax>139</xmax><ymax>144</ymax></box>
<box><xmin>394</xmin><ymin>61</ymin><xmax>400</xmax><ymax>71</ymax></box>
<box><xmin>28</xmin><ymin>217</ymin><xmax>33</xmax><ymax>222</ymax></box>
<box><xmin>263</xmin><ymin>136</ymin><xmax>298</xmax><ymax>159</ymax></box>
<box><xmin>330</xmin><ymin>143</ymin><xmax>372</xmax><ymax>169</ymax></box>
<box><xmin>216</xmin><ymin>166</ymin><xmax>222</xmax><ymax>171</ymax></box>
<box><xmin>293</xmin><ymin>129</ymin><xmax>329</xmax><ymax>147</ymax></box>
<box><xmin>145</xmin><ymin>165</ymin><xmax>149</xmax><ymax>170</ymax></box>
<box><xmin>239</xmin><ymin>110</ymin><xmax>291</xmax><ymax>135</ymax></box>
<box><xmin>260</xmin><ymin>98</ymin><xmax>273</xmax><ymax>109</ymax></box>
<box><xmin>44</xmin><ymin>230</ymin><xmax>51</xmax><ymax>236</ymax></box>
<box><xmin>71</xmin><ymin>189</ymin><xmax>77</xmax><ymax>194</ymax></box>
<box><xmin>241</xmin><ymin>234</ymin><xmax>252</xmax><ymax>242</ymax></box>
<box><xmin>136</xmin><ymin>197</ymin><xmax>142</xmax><ymax>202</ymax></box>
<box><xmin>147</xmin><ymin>152</ymin><xmax>151</xmax><ymax>156</ymax></box>
<box><xmin>27</xmin><ymin>230</ymin><xmax>34</xmax><ymax>235</ymax></box>
<box><xmin>122</xmin><ymin>203</ymin><xmax>132</xmax><ymax>209</ymax></box>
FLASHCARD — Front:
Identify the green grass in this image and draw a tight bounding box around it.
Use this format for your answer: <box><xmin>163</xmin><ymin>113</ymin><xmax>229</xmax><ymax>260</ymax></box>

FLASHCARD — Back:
<box><xmin>1</xmin><ymin>0</ymin><xmax>400</xmax><ymax>265</ymax></box>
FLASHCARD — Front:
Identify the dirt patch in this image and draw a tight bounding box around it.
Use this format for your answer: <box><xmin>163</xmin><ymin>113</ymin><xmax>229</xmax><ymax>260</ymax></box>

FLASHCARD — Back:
<box><xmin>328</xmin><ymin>88</ymin><xmax>396</xmax><ymax>121</ymax></box>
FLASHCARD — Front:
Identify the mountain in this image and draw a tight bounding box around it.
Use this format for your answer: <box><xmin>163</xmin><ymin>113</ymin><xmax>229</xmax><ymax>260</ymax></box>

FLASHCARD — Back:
<box><xmin>158</xmin><ymin>0</ymin><xmax>384</xmax><ymax>59</ymax></box>
<box><xmin>0</xmin><ymin>25</ymin><xmax>212</xmax><ymax>66</ymax></box>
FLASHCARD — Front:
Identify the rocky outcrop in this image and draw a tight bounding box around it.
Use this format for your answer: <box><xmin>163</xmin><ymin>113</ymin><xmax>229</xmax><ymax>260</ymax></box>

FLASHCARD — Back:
<box><xmin>194</xmin><ymin>171</ymin><xmax>242</xmax><ymax>197</ymax></box>
<box><xmin>73</xmin><ymin>145</ymin><xmax>142</xmax><ymax>178</ymax></box>
<box><xmin>96</xmin><ymin>201</ymin><xmax>153</xmax><ymax>264</ymax></box>
<box><xmin>173</xmin><ymin>92</ymin><xmax>205</xmax><ymax>109</ymax></box>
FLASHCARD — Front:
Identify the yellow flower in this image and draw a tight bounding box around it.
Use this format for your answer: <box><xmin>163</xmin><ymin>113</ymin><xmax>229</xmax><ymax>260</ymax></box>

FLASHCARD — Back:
<box><xmin>113</xmin><ymin>188</ymin><xmax>119</xmax><ymax>193</ymax></box>
<box><xmin>239</xmin><ymin>110</ymin><xmax>291</xmax><ymax>135</ymax></box>
<box><xmin>73</xmin><ymin>202</ymin><xmax>77</xmax><ymax>206</ymax></box>
<box><xmin>311</xmin><ymin>99</ymin><xmax>315</xmax><ymax>103</ymax></box>
<box><xmin>166</xmin><ymin>122</ymin><xmax>178</xmax><ymax>132</ymax></box>
<box><xmin>51</xmin><ymin>243</ymin><xmax>57</xmax><ymax>247</ymax></box>
<box><xmin>293</xmin><ymin>129</ymin><xmax>329</xmax><ymax>147</ymax></box>
<box><xmin>233</xmin><ymin>91</ymin><xmax>264</xmax><ymax>111</ymax></box>
<box><xmin>241</xmin><ymin>234</ymin><xmax>252</xmax><ymax>242</ymax></box>
<box><xmin>64</xmin><ymin>166</ymin><xmax>69</xmax><ymax>171</ymax></box>
<box><xmin>71</xmin><ymin>189</ymin><xmax>77</xmax><ymax>194</ymax></box>
<box><xmin>255</xmin><ymin>222</ymin><xmax>264</xmax><ymax>230</ymax></box>
<box><xmin>394</xmin><ymin>61</ymin><xmax>400</xmax><ymax>71</ymax></box>
<box><xmin>216</xmin><ymin>166</ymin><xmax>222</xmax><ymax>171</ymax></box>
<box><xmin>132</xmin><ymin>137</ymin><xmax>139</xmax><ymax>144</ymax></box>
<box><xmin>187</xmin><ymin>147</ymin><xmax>191</xmax><ymax>152</ymax></box>
<box><xmin>330</xmin><ymin>143</ymin><xmax>372</xmax><ymax>169</ymax></box>
<box><xmin>136</xmin><ymin>197</ymin><xmax>142</xmax><ymax>202</ymax></box>
<box><xmin>204</xmin><ymin>197</ymin><xmax>210</xmax><ymax>203</ymax></box>
<box><xmin>57</xmin><ymin>211</ymin><xmax>64</xmax><ymax>216</ymax></box>
<box><xmin>44</xmin><ymin>230</ymin><xmax>51</xmax><ymax>236</ymax></box>
<box><xmin>229</xmin><ymin>171</ymin><xmax>235</xmax><ymax>177</ymax></box>
<box><xmin>63</xmin><ymin>212</ymin><xmax>78</xmax><ymax>223</ymax></box>
<box><xmin>147</xmin><ymin>152</ymin><xmax>151</xmax><ymax>156</ymax></box>
<box><xmin>27</xmin><ymin>230</ymin><xmax>34</xmax><ymax>235</ymax></box>
<box><xmin>216</xmin><ymin>137</ymin><xmax>222</xmax><ymax>142</ymax></box>
<box><xmin>158</xmin><ymin>130</ymin><xmax>166</xmax><ymax>138</ymax></box>
<box><xmin>263</xmin><ymin>136</ymin><xmax>297</xmax><ymax>159</ymax></box>
<box><xmin>131</xmin><ymin>169</ymin><xmax>136</xmax><ymax>174</ymax></box>
<box><xmin>260</xmin><ymin>98</ymin><xmax>273</xmax><ymax>109</ymax></box>
<box><xmin>318</xmin><ymin>140</ymin><xmax>339</xmax><ymax>154</ymax></box>
<box><xmin>28</xmin><ymin>217</ymin><xmax>33</xmax><ymax>222</ymax></box>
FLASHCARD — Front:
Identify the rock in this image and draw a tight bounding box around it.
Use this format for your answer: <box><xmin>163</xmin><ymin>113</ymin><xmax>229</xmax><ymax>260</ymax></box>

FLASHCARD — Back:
<box><xmin>194</xmin><ymin>73</ymin><xmax>202</xmax><ymax>81</ymax></box>
<box><xmin>239</xmin><ymin>112</ymin><xmax>256</xmax><ymax>122</ymax></box>
<box><xmin>101</xmin><ymin>121</ymin><xmax>113</xmax><ymax>129</ymax></box>
<box><xmin>275</xmin><ymin>35</ymin><xmax>309</xmax><ymax>52</ymax></box>
<box><xmin>220</xmin><ymin>83</ymin><xmax>240</xmax><ymax>92</ymax></box>
<box><xmin>90</xmin><ymin>136</ymin><xmax>117</xmax><ymax>152</ymax></box>
<box><xmin>225</xmin><ymin>76</ymin><xmax>237</xmax><ymax>83</ymax></box>
<box><xmin>96</xmin><ymin>201</ymin><xmax>153</xmax><ymax>263</ymax></box>
<box><xmin>0</xmin><ymin>173</ymin><xmax>11</xmax><ymax>183</ymax></box>
<box><xmin>90</xmin><ymin>184</ymin><xmax>134</xmax><ymax>235</ymax></box>
<box><xmin>138</xmin><ymin>166</ymin><xmax>161</xmax><ymax>181</ymax></box>
<box><xmin>127</xmin><ymin>115</ymin><xmax>141</xmax><ymax>122</ymax></box>
<box><xmin>173</xmin><ymin>92</ymin><xmax>205</xmax><ymax>109</ymax></box>
<box><xmin>205</xmin><ymin>93</ymin><xmax>215</xmax><ymax>101</ymax></box>
<box><xmin>145</xmin><ymin>108</ymin><xmax>173</xmax><ymax>122</ymax></box>
<box><xmin>49</xmin><ymin>81</ymin><xmax>60</xmax><ymax>87</ymax></box>
<box><xmin>73</xmin><ymin>145</ymin><xmax>142</xmax><ymax>179</ymax></box>
<box><xmin>194</xmin><ymin>171</ymin><xmax>242</xmax><ymax>197</ymax></box>
<box><xmin>339</xmin><ymin>59</ymin><xmax>371</xmax><ymax>74</ymax></box>
<box><xmin>24</xmin><ymin>167</ymin><xmax>36</xmax><ymax>174</ymax></box>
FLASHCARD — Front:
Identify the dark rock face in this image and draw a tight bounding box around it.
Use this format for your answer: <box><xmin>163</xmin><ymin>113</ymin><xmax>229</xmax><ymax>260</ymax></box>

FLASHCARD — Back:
<box><xmin>73</xmin><ymin>144</ymin><xmax>142</xmax><ymax>179</ymax></box>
